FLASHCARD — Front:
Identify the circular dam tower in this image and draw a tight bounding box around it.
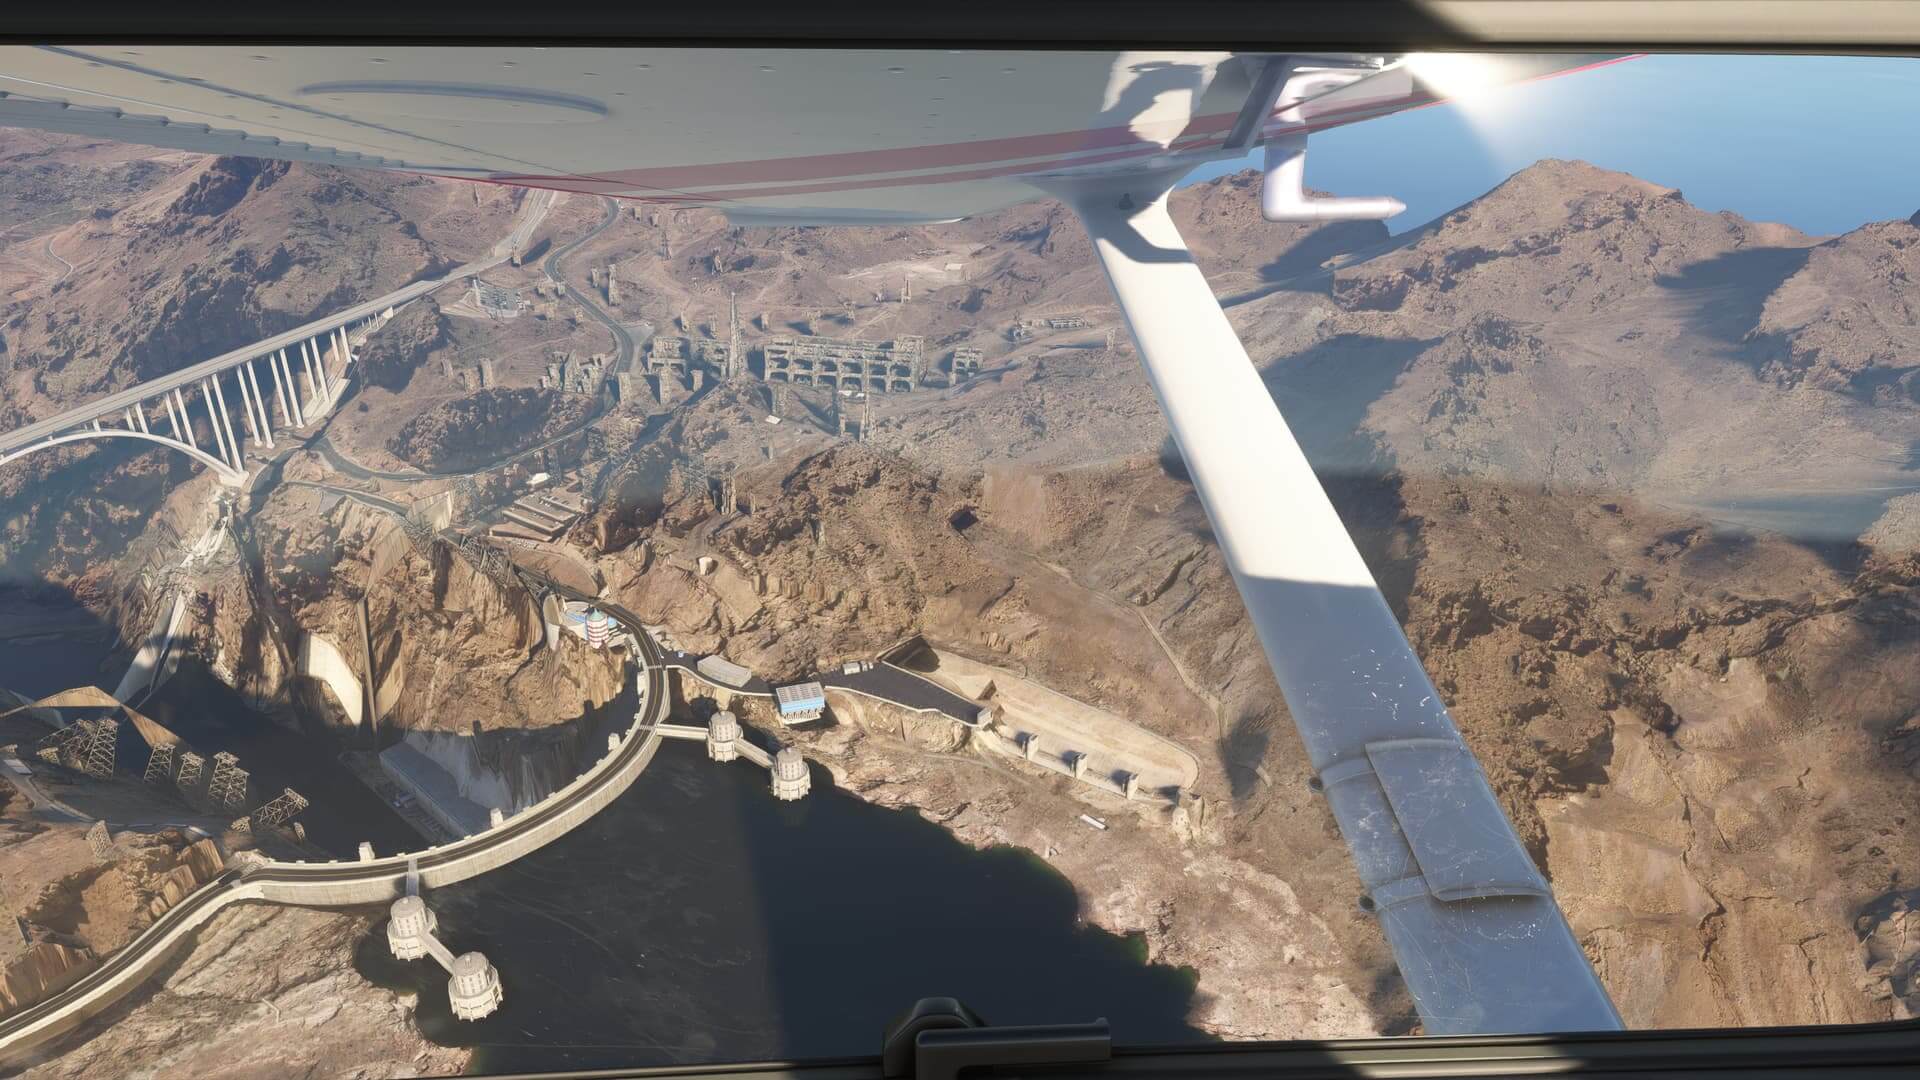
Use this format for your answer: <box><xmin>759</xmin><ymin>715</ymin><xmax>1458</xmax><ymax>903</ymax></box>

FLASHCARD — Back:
<box><xmin>707</xmin><ymin>710</ymin><xmax>741</xmax><ymax>762</ymax></box>
<box><xmin>771</xmin><ymin>746</ymin><xmax>811</xmax><ymax>801</ymax></box>
<box><xmin>449</xmin><ymin>950</ymin><xmax>505</xmax><ymax>1020</ymax></box>
<box><xmin>386</xmin><ymin>895</ymin><xmax>437</xmax><ymax>961</ymax></box>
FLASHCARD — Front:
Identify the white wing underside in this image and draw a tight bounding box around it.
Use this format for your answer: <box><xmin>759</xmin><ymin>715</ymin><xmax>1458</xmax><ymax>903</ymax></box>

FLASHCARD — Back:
<box><xmin>0</xmin><ymin>46</ymin><xmax>1614</xmax><ymax>222</ymax></box>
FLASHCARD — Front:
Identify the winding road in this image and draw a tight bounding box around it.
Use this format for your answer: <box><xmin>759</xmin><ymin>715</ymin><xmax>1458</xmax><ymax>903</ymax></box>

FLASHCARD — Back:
<box><xmin>1</xmin><ymin>195</ymin><xmax>683</xmax><ymax>1061</ymax></box>
<box><xmin>42</xmin><ymin>235</ymin><xmax>73</xmax><ymax>286</ymax></box>
<box><xmin>314</xmin><ymin>194</ymin><xmax>639</xmax><ymax>485</ymax></box>
<box><xmin>0</xmin><ymin>566</ymin><xmax>669</xmax><ymax>1061</ymax></box>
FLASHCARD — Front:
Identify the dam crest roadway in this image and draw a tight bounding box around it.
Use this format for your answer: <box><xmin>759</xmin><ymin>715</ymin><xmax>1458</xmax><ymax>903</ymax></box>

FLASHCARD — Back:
<box><xmin>0</xmin><ymin>583</ymin><xmax>788</xmax><ymax>1053</ymax></box>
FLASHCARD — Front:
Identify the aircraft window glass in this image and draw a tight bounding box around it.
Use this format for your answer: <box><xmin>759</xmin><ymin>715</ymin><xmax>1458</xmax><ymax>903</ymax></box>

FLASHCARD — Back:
<box><xmin>0</xmin><ymin>47</ymin><xmax>1913</xmax><ymax>1076</ymax></box>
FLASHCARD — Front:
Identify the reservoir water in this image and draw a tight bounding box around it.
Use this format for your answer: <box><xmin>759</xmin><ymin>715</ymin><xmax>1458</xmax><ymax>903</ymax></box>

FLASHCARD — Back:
<box><xmin>4</xmin><ymin>619</ymin><xmax>1204</xmax><ymax>1070</ymax></box>
<box><xmin>354</xmin><ymin>743</ymin><xmax>1206</xmax><ymax>1073</ymax></box>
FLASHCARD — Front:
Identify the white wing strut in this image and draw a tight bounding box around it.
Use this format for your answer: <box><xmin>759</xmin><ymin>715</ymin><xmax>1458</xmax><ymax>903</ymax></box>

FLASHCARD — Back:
<box><xmin>1039</xmin><ymin>167</ymin><xmax>1622</xmax><ymax>1035</ymax></box>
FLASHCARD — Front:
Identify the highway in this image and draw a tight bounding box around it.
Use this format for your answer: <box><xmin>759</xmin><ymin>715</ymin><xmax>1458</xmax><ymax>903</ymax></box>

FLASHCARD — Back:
<box><xmin>0</xmin><ymin>188</ymin><xmax>556</xmax><ymax>459</ymax></box>
<box><xmin>279</xmin><ymin>478</ymin><xmax>409</xmax><ymax>516</ymax></box>
<box><xmin>545</xmin><ymin>196</ymin><xmax>640</xmax><ymax>377</ymax></box>
<box><xmin>0</xmin><ymin>530</ymin><xmax>987</xmax><ymax>1058</ymax></box>
<box><xmin>0</xmin><ymin>562</ymin><xmax>669</xmax><ymax>1060</ymax></box>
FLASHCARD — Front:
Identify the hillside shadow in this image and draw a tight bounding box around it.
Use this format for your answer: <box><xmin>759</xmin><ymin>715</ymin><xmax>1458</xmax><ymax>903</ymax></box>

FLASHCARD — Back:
<box><xmin>137</xmin><ymin>661</ymin><xmax>420</xmax><ymax>857</ymax></box>
<box><xmin>1154</xmin><ymin>334</ymin><xmax>1435</xmax><ymax>614</ymax></box>
<box><xmin>0</xmin><ymin>582</ymin><xmax>122</xmax><ymax>704</ymax></box>
<box><xmin>357</xmin><ymin>741</ymin><xmax>1210</xmax><ymax>1074</ymax></box>
<box><xmin>1220</xmin><ymin>220</ymin><xmax>1392</xmax><ymax>308</ymax></box>
<box><xmin>1653</xmin><ymin>245</ymin><xmax>1811</xmax><ymax>348</ymax></box>
<box><xmin>1263</xmin><ymin>334</ymin><xmax>1435</xmax><ymax>473</ymax></box>
<box><xmin>1218</xmin><ymin>708</ymin><xmax>1272</xmax><ymax>803</ymax></box>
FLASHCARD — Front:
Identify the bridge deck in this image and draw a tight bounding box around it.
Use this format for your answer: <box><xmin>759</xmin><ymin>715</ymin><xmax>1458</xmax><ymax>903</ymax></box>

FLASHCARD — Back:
<box><xmin>0</xmin><ymin>188</ymin><xmax>555</xmax><ymax>459</ymax></box>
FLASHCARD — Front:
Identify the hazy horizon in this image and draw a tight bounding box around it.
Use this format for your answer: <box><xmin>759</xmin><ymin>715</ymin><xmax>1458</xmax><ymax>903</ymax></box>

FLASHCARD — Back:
<box><xmin>1186</xmin><ymin>54</ymin><xmax>1920</xmax><ymax>237</ymax></box>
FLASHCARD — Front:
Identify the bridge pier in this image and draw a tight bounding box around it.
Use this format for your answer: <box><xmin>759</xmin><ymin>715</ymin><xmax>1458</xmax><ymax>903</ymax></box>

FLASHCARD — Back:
<box><xmin>268</xmin><ymin>351</ymin><xmax>291</xmax><ymax>426</ymax></box>
<box><xmin>210</xmin><ymin>371</ymin><xmax>241</xmax><ymax>464</ymax></box>
<box><xmin>278</xmin><ymin>348</ymin><xmax>305</xmax><ymax>427</ymax></box>
<box><xmin>301</xmin><ymin>341</ymin><xmax>320</xmax><ymax>406</ymax></box>
<box><xmin>244</xmin><ymin>361</ymin><xmax>274</xmax><ymax>449</ymax></box>
<box><xmin>200</xmin><ymin>379</ymin><xmax>234</xmax><ymax>471</ymax></box>
<box><xmin>234</xmin><ymin>367</ymin><xmax>261</xmax><ymax>448</ymax></box>
<box><xmin>172</xmin><ymin>389</ymin><xmax>194</xmax><ymax>449</ymax></box>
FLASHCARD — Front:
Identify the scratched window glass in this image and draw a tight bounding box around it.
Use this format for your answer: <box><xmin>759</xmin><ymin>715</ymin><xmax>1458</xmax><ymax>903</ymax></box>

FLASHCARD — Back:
<box><xmin>0</xmin><ymin>47</ymin><xmax>1916</xmax><ymax>1076</ymax></box>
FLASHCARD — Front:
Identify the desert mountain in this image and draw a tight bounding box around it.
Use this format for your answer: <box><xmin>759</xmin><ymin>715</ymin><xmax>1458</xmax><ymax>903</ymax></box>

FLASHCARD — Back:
<box><xmin>0</xmin><ymin>145</ymin><xmax>517</xmax><ymax>427</ymax></box>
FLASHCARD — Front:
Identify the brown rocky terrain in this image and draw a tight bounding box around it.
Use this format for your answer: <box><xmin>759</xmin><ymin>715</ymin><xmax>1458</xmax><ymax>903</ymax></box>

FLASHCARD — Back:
<box><xmin>352</xmin><ymin>297</ymin><xmax>452</xmax><ymax>395</ymax></box>
<box><xmin>387</xmin><ymin>387</ymin><xmax>595</xmax><ymax>473</ymax></box>
<box><xmin>1</xmin><ymin>119</ymin><xmax>1917</xmax><ymax>1070</ymax></box>
<box><xmin>0</xmin><ymin>765</ymin><xmax>231</xmax><ymax>1024</ymax></box>
<box><xmin>556</xmin><ymin>159</ymin><xmax>1920</xmax><ymax>1035</ymax></box>
<box><xmin>0</xmin><ymin>129</ymin><xmax>521</xmax><ymax>598</ymax></box>
<box><xmin>8</xmin><ymin>906</ymin><xmax>468</xmax><ymax>1079</ymax></box>
<box><xmin>1</xmin><ymin>149</ymin><xmax>511</xmax><ymax>418</ymax></box>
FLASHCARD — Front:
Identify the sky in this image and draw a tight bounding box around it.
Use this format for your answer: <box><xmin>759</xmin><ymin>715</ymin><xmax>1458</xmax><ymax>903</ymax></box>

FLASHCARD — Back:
<box><xmin>1184</xmin><ymin>54</ymin><xmax>1920</xmax><ymax>237</ymax></box>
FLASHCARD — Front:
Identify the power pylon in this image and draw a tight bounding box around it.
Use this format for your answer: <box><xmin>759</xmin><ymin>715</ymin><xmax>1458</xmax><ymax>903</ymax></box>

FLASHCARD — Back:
<box><xmin>144</xmin><ymin>742</ymin><xmax>176</xmax><ymax>785</ymax></box>
<box><xmin>207</xmin><ymin>751</ymin><xmax>248</xmax><ymax>810</ymax></box>
<box><xmin>251</xmin><ymin>787</ymin><xmax>310</xmax><ymax>830</ymax></box>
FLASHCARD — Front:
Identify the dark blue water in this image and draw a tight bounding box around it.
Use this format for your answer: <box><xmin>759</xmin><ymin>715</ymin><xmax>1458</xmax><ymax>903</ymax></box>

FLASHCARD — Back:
<box><xmin>353</xmin><ymin>744</ymin><xmax>1204</xmax><ymax>1073</ymax></box>
<box><xmin>5</xmin><ymin>604</ymin><xmax>1204</xmax><ymax>1070</ymax></box>
<box><xmin>0</xmin><ymin>622</ymin><xmax>117</xmax><ymax>700</ymax></box>
<box><xmin>138</xmin><ymin>663</ymin><xmax>425</xmax><ymax>857</ymax></box>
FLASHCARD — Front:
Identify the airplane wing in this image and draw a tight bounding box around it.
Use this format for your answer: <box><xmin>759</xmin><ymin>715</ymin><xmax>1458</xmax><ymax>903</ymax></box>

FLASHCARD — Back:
<box><xmin>0</xmin><ymin>44</ymin><xmax>1628</xmax><ymax>1037</ymax></box>
<box><xmin>0</xmin><ymin>47</ymin><xmax>1620</xmax><ymax>222</ymax></box>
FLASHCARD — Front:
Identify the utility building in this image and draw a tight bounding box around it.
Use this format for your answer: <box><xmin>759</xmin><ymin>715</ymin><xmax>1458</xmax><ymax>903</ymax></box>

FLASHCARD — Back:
<box><xmin>774</xmin><ymin>681</ymin><xmax>826</xmax><ymax>724</ymax></box>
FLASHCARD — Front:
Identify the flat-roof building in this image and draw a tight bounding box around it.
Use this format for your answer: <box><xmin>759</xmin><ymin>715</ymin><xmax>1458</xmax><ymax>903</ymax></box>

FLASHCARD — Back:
<box><xmin>774</xmin><ymin>681</ymin><xmax>826</xmax><ymax>723</ymax></box>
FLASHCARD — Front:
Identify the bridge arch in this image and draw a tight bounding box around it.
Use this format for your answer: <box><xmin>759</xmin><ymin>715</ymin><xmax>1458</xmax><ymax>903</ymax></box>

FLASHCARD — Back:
<box><xmin>0</xmin><ymin>429</ymin><xmax>244</xmax><ymax>484</ymax></box>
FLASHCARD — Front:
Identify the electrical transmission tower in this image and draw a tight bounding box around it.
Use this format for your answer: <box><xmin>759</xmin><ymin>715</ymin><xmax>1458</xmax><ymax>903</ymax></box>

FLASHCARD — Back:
<box><xmin>250</xmin><ymin>788</ymin><xmax>309</xmax><ymax>831</ymax></box>
<box><xmin>80</xmin><ymin>718</ymin><xmax>117</xmax><ymax>780</ymax></box>
<box><xmin>144</xmin><ymin>742</ymin><xmax>176</xmax><ymax>785</ymax></box>
<box><xmin>401</xmin><ymin>505</ymin><xmax>438</xmax><ymax>552</ymax></box>
<box><xmin>87</xmin><ymin>821</ymin><xmax>115</xmax><ymax>862</ymax></box>
<box><xmin>175</xmin><ymin>751</ymin><xmax>206</xmax><ymax>795</ymax></box>
<box><xmin>206</xmin><ymin>751</ymin><xmax>248</xmax><ymax>811</ymax></box>
<box><xmin>453</xmin><ymin>475</ymin><xmax>481</xmax><ymax>520</ymax></box>
<box><xmin>34</xmin><ymin>717</ymin><xmax>116</xmax><ymax>778</ymax></box>
<box><xmin>34</xmin><ymin>723</ymin><xmax>86</xmax><ymax>769</ymax></box>
<box><xmin>727</xmin><ymin>290</ymin><xmax>742</xmax><ymax>378</ymax></box>
<box><xmin>668</xmin><ymin>456</ymin><xmax>736</xmax><ymax>513</ymax></box>
<box><xmin>450</xmin><ymin>533</ymin><xmax>518</xmax><ymax>592</ymax></box>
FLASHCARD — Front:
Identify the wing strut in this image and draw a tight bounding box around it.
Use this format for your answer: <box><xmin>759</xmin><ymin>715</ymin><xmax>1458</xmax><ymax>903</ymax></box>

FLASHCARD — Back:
<box><xmin>1035</xmin><ymin>166</ymin><xmax>1623</xmax><ymax>1036</ymax></box>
